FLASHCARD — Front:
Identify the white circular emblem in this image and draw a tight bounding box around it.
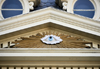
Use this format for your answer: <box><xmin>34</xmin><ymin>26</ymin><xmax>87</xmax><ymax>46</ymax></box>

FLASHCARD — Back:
<box><xmin>41</xmin><ymin>35</ymin><xmax>63</xmax><ymax>44</ymax></box>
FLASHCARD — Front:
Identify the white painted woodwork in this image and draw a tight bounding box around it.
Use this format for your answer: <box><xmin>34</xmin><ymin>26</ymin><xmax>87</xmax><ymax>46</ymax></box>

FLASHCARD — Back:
<box><xmin>44</xmin><ymin>67</ymin><xmax>49</xmax><ymax>69</ymax></box>
<box><xmin>0</xmin><ymin>67</ymin><xmax>100</xmax><ymax>69</ymax></box>
<box><xmin>73</xmin><ymin>67</ymin><xmax>78</xmax><ymax>69</ymax></box>
<box><xmin>9</xmin><ymin>67</ymin><xmax>14</xmax><ymax>69</ymax></box>
<box><xmin>80</xmin><ymin>67</ymin><xmax>85</xmax><ymax>69</ymax></box>
<box><xmin>37</xmin><ymin>67</ymin><xmax>42</xmax><ymax>69</ymax></box>
<box><xmin>0</xmin><ymin>7</ymin><xmax>100</xmax><ymax>36</ymax></box>
<box><xmin>94</xmin><ymin>67</ymin><xmax>99</xmax><ymax>69</ymax></box>
<box><xmin>51</xmin><ymin>67</ymin><xmax>57</xmax><ymax>69</ymax></box>
<box><xmin>0</xmin><ymin>7</ymin><xmax>100</xmax><ymax>48</ymax></box>
<box><xmin>16</xmin><ymin>67</ymin><xmax>21</xmax><ymax>69</ymax></box>
<box><xmin>1</xmin><ymin>67</ymin><xmax>7</xmax><ymax>69</ymax></box>
<box><xmin>66</xmin><ymin>67</ymin><xmax>71</xmax><ymax>69</ymax></box>
<box><xmin>87</xmin><ymin>67</ymin><xmax>92</xmax><ymax>69</ymax></box>
<box><xmin>30</xmin><ymin>67</ymin><xmax>35</xmax><ymax>69</ymax></box>
<box><xmin>58</xmin><ymin>67</ymin><xmax>64</xmax><ymax>69</ymax></box>
<box><xmin>23</xmin><ymin>67</ymin><xmax>28</xmax><ymax>69</ymax></box>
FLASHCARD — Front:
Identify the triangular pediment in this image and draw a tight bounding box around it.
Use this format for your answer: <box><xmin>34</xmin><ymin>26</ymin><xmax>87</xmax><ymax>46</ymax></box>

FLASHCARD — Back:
<box><xmin>0</xmin><ymin>25</ymin><xmax>99</xmax><ymax>48</ymax></box>
<box><xmin>0</xmin><ymin>7</ymin><xmax>100</xmax><ymax>37</ymax></box>
<box><xmin>0</xmin><ymin>7</ymin><xmax>100</xmax><ymax>48</ymax></box>
<box><xmin>11</xmin><ymin>30</ymin><xmax>92</xmax><ymax>48</ymax></box>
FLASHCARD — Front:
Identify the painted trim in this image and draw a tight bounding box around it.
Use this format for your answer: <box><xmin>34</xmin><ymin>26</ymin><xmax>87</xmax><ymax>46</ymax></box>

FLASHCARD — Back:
<box><xmin>19</xmin><ymin>0</ymin><xmax>29</xmax><ymax>14</ymax></box>
<box><xmin>0</xmin><ymin>48</ymin><xmax>100</xmax><ymax>53</ymax></box>
<box><xmin>90</xmin><ymin>0</ymin><xmax>100</xmax><ymax>20</ymax></box>
<box><xmin>67</xmin><ymin>0</ymin><xmax>77</xmax><ymax>13</ymax></box>
<box><xmin>0</xmin><ymin>0</ymin><xmax>5</xmax><ymax>20</ymax></box>
<box><xmin>0</xmin><ymin>7</ymin><xmax>100</xmax><ymax>36</ymax></box>
<box><xmin>0</xmin><ymin>53</ymin><xmax>100</xmax><ymax>57</ymax></box>
<box><xmin>67</xmin><ymin>0</ymin><xmax>100</xmax><ymax>20</ymax></box>
<box><xmin>0</xmin><ymin>0</ymin><xmax>29</xmax><ymax>19</ymax></box>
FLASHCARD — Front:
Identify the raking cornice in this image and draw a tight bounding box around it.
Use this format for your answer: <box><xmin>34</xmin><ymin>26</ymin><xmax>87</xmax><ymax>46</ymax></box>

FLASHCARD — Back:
<box><xmin>0</xmin><ymin>7</ymin><xmax>100</xmax><ymax>36</ymax></box>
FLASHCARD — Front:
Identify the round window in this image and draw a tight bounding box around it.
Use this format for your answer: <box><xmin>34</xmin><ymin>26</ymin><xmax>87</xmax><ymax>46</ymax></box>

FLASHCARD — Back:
<box><xmin>74</xmin><ymin>0</ymin><xmax>95</xmax><ymax>18</ymax></box>
<box><xmin>1</xmin><ymin>0</ymin><xmax>23</xmax><ymax>18</ymax></box>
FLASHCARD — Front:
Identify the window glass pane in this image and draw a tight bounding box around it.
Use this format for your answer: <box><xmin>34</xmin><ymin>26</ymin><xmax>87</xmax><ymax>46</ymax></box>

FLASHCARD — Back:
<box><xmin>1</xmin><ymin>10</ymin><xmax>23</xmax><ymax>18</ymax></box>
<box><xmin>74</xmin><ymin>11</ymin><xmax>95</xmax><ymax>18</ymax></box>
<box><xmin>2</xmin><ymin>0</ymin><xmax>22</xmax><ymax>9</ymax></box>
<box><xmin>74</xmin><ymin>0</ymin><xmax>94</xmax><ymax>9</ymax></box>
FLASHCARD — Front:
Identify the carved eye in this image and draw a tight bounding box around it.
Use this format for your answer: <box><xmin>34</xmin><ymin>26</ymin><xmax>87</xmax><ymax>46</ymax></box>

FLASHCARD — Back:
<box><xmin>48</xmin><ymin>36</ymin><xmax>53</xmax><ymax>41</ymax></box>
<box><xmin>41</xmin><ymin>35</ymin><xmax>63</xmax><ymax>44</ymax></box>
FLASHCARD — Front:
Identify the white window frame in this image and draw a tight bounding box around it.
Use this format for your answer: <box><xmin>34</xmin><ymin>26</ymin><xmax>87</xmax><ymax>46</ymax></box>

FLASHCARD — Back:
<box><xmin>67</xmin><ymin>0</ymin><xmax>100</xmax><ymax>20</ymax></box>
<box><xmin>0</xmin><ymin>0</ymin><xmax>29</xmax><ymax>20</ymax></box>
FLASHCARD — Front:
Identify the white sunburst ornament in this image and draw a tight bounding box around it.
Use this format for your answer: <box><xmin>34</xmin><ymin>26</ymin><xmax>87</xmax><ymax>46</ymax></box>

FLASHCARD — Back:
<box><xmin>41</xmin><ymin>35</ymin><xmax>63</xmax><ymax>44</ymax></box>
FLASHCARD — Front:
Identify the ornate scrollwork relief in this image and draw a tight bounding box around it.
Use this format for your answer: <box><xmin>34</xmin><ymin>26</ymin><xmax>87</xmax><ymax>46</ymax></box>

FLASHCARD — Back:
<box><xmin>29</xmin><ymin>1</ymin><xmax>34</xmax><ymax>10</ymax></box>
<box><xmin>12</xmin><ymin>31</ymin><xmax>92</xmax><ymax>48</ymax></box>
<box><xmin>62</xmin><ymin>2</ymin><xmax>68</xmax><ymax>11</ymax></box>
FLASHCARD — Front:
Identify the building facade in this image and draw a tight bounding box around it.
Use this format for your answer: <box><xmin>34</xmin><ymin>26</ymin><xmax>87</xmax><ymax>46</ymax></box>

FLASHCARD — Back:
<box><xmin>0</xmin><ymin>0</ymin><xmax>100</xmax><ymax>69</ymax></box>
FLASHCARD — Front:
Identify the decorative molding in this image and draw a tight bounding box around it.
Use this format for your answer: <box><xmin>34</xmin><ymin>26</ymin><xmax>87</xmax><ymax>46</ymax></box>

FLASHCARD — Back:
<box><xmin>28</xmin><ymin>0</ymin><xmax>40</xmax><ymax>10</ymax></box>
<box><xmin>0</xmin><ymin>0</ymin><xmax>41</xmax><ymax>19</ymax></box>
<box><xmin>19</xmin><ymin>0</ymin><xmax>30</xmax><ymax>14</ymax></box>
<box><xmin>62</xmin><ymin>0</ymin><xmax>77</xmax><ymax>13</ymax></box>
<box><xmin>11</xmin><ymin>31</ymin><xmax>92</xmax><ymax>48</ymax></box>
<box><xmin>29</xmin><ymin>1</ymin><xmax>34</xmax><ymax>10</ymax></box>
<box><xmin>63</xmin><ymin>0</ymin><xmax>100</xmax><ymax>20</ymax></box>
<box><xmin>0</xmin><ymin>0</ymin><xmax>100</xmax><ymax>21</ymax></box>
<box><xmin>0</xmin><ymin>48</ymin><xmax>100</xmax><ymax>66</ymax></box>
<box><xmin>62</xmin><ymin>2</ymin><xmax>68</xmax><ymax>11</ymax></box>
<box><xmin>56</xmin><ymin>0</ymin><xmax>68</xmax><ymax>10</ymax></box>
<box><xmin>89</xmin><ymin>0</ymin><xmax>100</xmax><ymax>20</ymax></box>
<box><xmin>0</xmin><ymin>0</ymin><xmax>5</xmax><ymax>20</ymax></box>
<box><xmin>0</xmin><ymin>0</ymin><xmax>40</xmax><ymax>19</ymax></box>
<box><xmin>28</xmin><ymin>0</ymin><xmax>40</xmax><ymax>7</ymax></box>
<box><xmin>0</xmin><ymin>28</ymin><xmax>99</xmax><ymax>48</ymax></box>
<box><xmin>0</xmin><ymin>48</ymin><xmax>100</xmax><ymax>53</ymax></box>
<box><xmin>0</xmin><ymin>7</ymin><xmax>100</xmax><ymax>36</ymax></box>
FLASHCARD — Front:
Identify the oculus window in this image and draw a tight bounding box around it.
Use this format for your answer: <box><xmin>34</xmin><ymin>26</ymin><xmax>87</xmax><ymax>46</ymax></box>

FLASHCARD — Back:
<box><xmin>74</xmin><ymin>0</ymin><xmax>95</xmax><ymax>18</ymax></box>
<box><xmin>1</xmin><ymin>0</ymin><xmax>23</xmax><ymax>18</ymax></box>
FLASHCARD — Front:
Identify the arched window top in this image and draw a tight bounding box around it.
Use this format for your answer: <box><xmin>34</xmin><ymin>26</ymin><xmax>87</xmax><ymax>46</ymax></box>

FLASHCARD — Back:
<box><xmin>74</xmin><ymin>0</ymin><xmax>95</xmax><ymax>18</ymax></box>
<box><xmin>74</xmin><ymin>0</ymin><xmax>94</xmax><ymax>9</ymax></box>
<box><xmin>2</xmin><ymin>0</ymin><xmax>22</xmax><ymax>9</ymax></box>
<box><xmin>1</xmin><ymin>0</ymin><xmax>23</xmax><ymax>18</ymax></box>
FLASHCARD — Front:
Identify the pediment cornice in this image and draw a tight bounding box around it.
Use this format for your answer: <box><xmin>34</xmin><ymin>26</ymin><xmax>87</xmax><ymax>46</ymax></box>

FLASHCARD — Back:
<box><xmin>0</xmin><ymin>7</ymin><xmax>100</xmax><ymax>36</ymax></box>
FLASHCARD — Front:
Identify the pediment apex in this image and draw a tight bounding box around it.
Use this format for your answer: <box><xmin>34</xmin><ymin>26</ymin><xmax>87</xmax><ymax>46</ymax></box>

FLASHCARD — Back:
<box><xmin>0</xmin><ymin>7</ymin><xmax>100</xmax><ymax>37</ymax></box>
<box><xmin>0</xmin><ymin>7</ymin><xmax>100</xmax><ymax>24</ymax></box>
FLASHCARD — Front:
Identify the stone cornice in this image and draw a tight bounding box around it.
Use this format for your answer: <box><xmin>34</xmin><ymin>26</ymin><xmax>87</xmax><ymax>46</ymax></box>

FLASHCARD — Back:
<box><xmin>0</xmin><ymin>48</ymin><xmax>100</xmax><ymax>67</ymax></box>
<box><xmin>0</xmin><ymin>7</ymin><xmax>100</xmax><ymax>36</ymax></box>
<box><xmin>0</xmin><ymin>48</ymin><xmax>100</xmax><ymax>53</ymax></box>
